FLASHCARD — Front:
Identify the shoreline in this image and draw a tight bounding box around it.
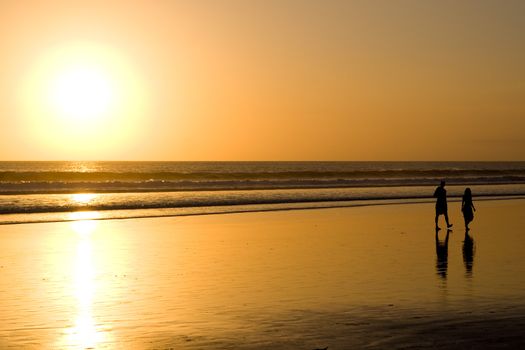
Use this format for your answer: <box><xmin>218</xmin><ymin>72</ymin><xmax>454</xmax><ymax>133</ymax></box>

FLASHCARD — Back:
<box><xmin>1</xmin><ymin>195</ymin><xmax>524</xmax><ymax>226</ymax></box>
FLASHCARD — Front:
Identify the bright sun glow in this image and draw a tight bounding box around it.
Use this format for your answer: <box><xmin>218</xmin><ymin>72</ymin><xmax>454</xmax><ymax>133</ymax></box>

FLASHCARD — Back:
<box><xmin>19</xmin><ymin>43</ymin><xmax>148</xmax><ymax>157</ymax></box>
<box><xmin>49</xmin><ymin>66</ymin><xmax>115</xmax><ymax>123</ymax></box>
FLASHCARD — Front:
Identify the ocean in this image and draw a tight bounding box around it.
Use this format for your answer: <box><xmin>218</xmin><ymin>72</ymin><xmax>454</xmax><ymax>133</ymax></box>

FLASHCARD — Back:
<box><xmin>1</xmin><ymin>161</ymin><xmax>525</xmax><ymax>224</ymax></box>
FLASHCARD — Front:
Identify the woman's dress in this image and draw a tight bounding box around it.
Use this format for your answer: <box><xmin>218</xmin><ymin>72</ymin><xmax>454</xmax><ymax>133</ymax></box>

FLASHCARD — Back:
<box><xmin>462</xmin><ymin>198</ymin><xmax>474</xmax><ymax>223</ymax></box>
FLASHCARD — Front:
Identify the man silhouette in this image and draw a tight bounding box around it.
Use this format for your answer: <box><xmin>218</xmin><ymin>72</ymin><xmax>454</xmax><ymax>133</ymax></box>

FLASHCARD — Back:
<box><xmin>434</xmin><ymin>180</ymin><xmax>452</xmax><ymax>230</ymax></box>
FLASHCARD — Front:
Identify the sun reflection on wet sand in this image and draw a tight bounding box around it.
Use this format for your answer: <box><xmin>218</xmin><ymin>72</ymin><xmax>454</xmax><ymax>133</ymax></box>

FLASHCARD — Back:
<box><xmin>68</xmin><ymin>211</ymin><xmax>101</xmax><ymax>222</ymax></box>
<box><xmin>62</xmin><ymin>219</ymin><xmax>106</xmax><ymax>348</ymax></box>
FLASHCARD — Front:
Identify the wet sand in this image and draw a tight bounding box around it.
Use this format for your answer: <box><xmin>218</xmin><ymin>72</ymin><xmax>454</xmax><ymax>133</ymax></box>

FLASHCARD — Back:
<box><xmin>1</xmin><ymin>199</ymin><xmax>525</xmax><ymax>349</ymax></box>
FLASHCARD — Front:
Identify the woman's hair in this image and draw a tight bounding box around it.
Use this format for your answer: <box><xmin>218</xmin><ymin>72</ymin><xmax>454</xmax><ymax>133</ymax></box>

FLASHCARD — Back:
<box><xmin>463</xmin><ymin>187</ymin><xmax>472</xmax><ymax>200</ymax></box>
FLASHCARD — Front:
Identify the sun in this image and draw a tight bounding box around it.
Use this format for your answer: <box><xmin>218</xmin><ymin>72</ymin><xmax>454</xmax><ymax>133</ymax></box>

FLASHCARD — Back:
<box><xmin>18</xmin><ymin>42</ymin><xmax>148</xmax><ymax>157</ymax></box>
<box><xmin>49</xmin><ymin>65</ymin><xmax>115</xmax><ymax>123</ymax></box>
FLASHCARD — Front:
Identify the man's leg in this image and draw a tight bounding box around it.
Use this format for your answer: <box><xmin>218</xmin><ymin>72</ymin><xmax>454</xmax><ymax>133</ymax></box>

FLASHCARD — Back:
<box><xmin>435</xmin><ymin>213</ymin><xmax>440</xmax><ymax>229</ymax></box>
<box><xmin>445</xmin><ymin>212</ymin><xmax>452</xmax><ymax>228</ymax></box>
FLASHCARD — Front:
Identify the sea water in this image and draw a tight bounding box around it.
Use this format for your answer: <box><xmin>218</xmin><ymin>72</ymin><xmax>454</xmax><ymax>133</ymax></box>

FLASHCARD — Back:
<box><xmin>1</xmin><ymin>161</ymin><xmax>524</xmax><ymax>224</ymax></box>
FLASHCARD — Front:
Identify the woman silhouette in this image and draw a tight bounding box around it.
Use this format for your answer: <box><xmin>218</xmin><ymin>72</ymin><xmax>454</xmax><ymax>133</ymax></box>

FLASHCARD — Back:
<box><xmin>461</xmin><ymin>188</ymin><xmax>476</xmax><ymax>230</ymax></box>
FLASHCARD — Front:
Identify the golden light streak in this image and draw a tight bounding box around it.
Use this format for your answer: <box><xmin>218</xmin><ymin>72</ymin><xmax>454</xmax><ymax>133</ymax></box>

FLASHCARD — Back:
<box><xmin>63</xmin><ymin>219</ymin><xmax>105</xmax><ymax>348</ymax></box>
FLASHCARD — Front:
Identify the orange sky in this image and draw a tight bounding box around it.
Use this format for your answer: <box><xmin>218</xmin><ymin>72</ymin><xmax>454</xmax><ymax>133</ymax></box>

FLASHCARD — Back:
<box><xmin>1</xmin><ymin>0</ymin><xmax>524</xmax><ymax>160</ymax></box>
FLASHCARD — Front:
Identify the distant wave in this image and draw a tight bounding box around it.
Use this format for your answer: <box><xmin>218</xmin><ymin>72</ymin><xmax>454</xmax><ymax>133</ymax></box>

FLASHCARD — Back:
<box><xmin>1</xmin><ymin>173</ymin><xmax>525</xmax><ymax>195</ymax></box>
<box><xmin>2</xmin><ymin>169</ymin><xmax>525</xmax><ymax>181</ymax></box>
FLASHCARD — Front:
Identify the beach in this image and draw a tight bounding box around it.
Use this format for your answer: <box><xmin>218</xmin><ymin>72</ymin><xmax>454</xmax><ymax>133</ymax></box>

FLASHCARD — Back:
<box><xmin>1</xmin><ymin>199</ymin><xmax>525</xmax><ymax>349</ymax></box>
<box><xmin>2</xmin><ymin>0</ymin><xmax>524</xmax><ymax>346</ymax></box>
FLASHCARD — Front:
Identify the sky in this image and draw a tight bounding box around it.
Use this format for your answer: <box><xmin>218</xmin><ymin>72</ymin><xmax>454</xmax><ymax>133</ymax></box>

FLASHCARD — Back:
<box><xmin>1</xmin><ymin>0</ymin><xmax>524</xmax><ymax>161</ymax></box>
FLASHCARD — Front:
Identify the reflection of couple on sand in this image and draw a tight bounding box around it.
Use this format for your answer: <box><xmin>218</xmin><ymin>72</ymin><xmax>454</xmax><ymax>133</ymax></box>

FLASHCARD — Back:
<box><xmin>435</xmin><ymin>228</ymin><xmax>450</xmax><ymax>279</ymax></box>
<box><xmin>435</xmin><ymin>228</ymin><xmax>475</xmax><ymax>279</ymax></box>
<box><xmin>434</xmin><ymin>180</ymin><xmax>476</xmax><ymax>230</ymax></box>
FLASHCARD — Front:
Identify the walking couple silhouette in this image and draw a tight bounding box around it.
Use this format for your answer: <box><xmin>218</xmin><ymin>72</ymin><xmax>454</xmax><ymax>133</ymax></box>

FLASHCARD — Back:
<box><xmin>434</xmin><ymin>180</ymin><xmax>476</xmax><ymax>230</ymax></box>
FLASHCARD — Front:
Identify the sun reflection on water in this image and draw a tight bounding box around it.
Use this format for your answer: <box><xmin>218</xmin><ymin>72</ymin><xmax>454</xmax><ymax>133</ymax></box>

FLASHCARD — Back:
<box><xmin>62</xmin><ymin>219</ymin><xmax>106</xmax><ymax>348</ymax></box>
<box><xmin>71</xmin><ymin>193</ymin><xmax>97</xmax><ymax>205</ymax></box>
